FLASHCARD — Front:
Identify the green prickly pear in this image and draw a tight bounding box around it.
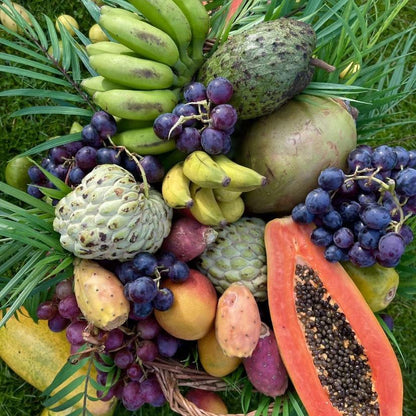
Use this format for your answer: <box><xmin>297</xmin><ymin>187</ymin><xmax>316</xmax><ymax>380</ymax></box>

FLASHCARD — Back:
<box><xmin>215</xmin><ymin>282</ymin><xmax>261</xmax><ymax>358</ymax></box>
<box><xmin>74</xmin><ymin>258</ymin><xmax>130</xmax><ymax>331</ymax></box>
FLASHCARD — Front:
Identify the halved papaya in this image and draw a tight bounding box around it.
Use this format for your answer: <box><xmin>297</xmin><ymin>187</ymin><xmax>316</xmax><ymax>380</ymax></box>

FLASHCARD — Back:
<box><xmin>265</xmin><ymin>217</ymin><xmax>402</xmax><ymax>416</ymax></box>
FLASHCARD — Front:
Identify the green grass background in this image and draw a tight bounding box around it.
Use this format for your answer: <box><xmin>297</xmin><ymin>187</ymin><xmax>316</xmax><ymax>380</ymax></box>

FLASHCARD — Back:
<box><xmin>0</xmin><ymin>1</ymin><xmax>415</xmax><ymax>415</ymax></box>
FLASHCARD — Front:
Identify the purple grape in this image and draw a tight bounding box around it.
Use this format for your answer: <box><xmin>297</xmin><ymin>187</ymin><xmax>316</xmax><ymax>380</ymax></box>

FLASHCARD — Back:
<box><xmin>348</xmin><ymin>242</ymin><xmax>376</xmax><ymax>267</ymax></box>
<box><xmin>126</xmin><ymin>363</ymin><xmax>143</xmax><ymax>381</ymax></box>
<box><xmin>210</xmin><ymin>104</ymin><xmax>238</xmax><ymax>131</ymax></box>
<box><xmin>318</xmin><ymin>167</ymin><xmax>345</xmax><ymax>191</ymax></box>
<box><xmin>91</xmin><ymin>110</ymin><xmax>117</xmax><ymax>139</ymax></box>
<box><xmin>395</xmin><ymin>168</ymin><xmax>416</xmax><ymax>197</ymax></box>
<box><xmin>96</xmin><ymin>370</ymin><xmax>108</xmax><ymax>386</ymax></box>
<box><xmin>380</xmin><ymin>313</ymin><xmax>394</xmax><ymax>331</ymax></box>
<box><xmin>58</xmin><ymin>294</ymin><xmax>81</xmax><ymax>320</ymax></box>
<box><xmin>357</xmin><ymin>172</ymin><xmax>383</xmax><ymax>193</ymax></box>
<box><xmin>27</xmin><ymin>184</ymin><xmax>44</xmax><ymax>198</ymax></box>
<box><xmin>75</xmin><ymin>146</ymin><xmax>97</xmax><ymax>172</ymax></box>
<box><xmin>139</xmin><ymin>155</ymin><xmax>165</xmax><ymax>183</ymax></box>
<box><xmin>360</xmin><ymin>205</ymin><xmax>391</xmax><ymax>230</ymax></box>
<box><xmin>96</xmin><ymin>147</ymin><xmax>122</xmax><ymax>165</ymax></box>
<box><xmin>132</xmin><ymin>301</ymin><xmax>153</xmax><ymax>319</ymax></box>
<box><xmin>206</xmin><ymin>77</ymin><xmax>233</xmax><ymax>104</ymax></box>
<box><xmin>136</xmin><ymin>340</ymin><xmax>158</xmax><ymax>362</ymax></box>
<box><xmin>183</xmin><ymin>82</ymin><xmax>207</xmax><ymax>102</ymax></box>
<box><xmin>407</xmin><ymin>150</ymin><xmax>416</xmax><ymax>168</ymax></box>
<box><xmin>175</xmin><ymin>127</ymin><xmax>202</xmax><ymax>154</ymax></box>
<box><xmin>324</xmin><ymin>244</ymin><xmax>346</xmax><ymax>263</ymax></box>
<box><xmin>321</xmin><ymin>210</ymin><xmax>343</xmax><ymax>230</ymax></box>
<box><xmin>121</xmin><ymin>153</ymin><xmax>141</xmax><ymax>178</ymax></box>
<box><xmin>97</xmin><ymin>385</ymin><xmax>116</xmax><ymax>402</ymax></box>
<box><xmin>156</xmin><ymin>331</ymin><xmax>179</xmax><ymax>358</ymax></box>
<box><xmin>358</xmin><ymin>228</ymin><xmax>381</xmax><ymax>250</ymax></box>
<box><xmin>116</xmin><ymin>261</ymin><xmax>140</xmax><ymax>285</ymax></box>
<box><xmin>377</xmin><ymin>232</ymin><xmax>405</xmax><ymax>267</ymax></box>
<box><xmin>371</xmin><ymin>145</ymin><xmax>397</xmax><ymax>171</ymax></box>
<box><xmin>140</xmin><ymin>376</ymin><xmax>166</xmax><ymax>407</ymax></box>
<box><xmin>136</xmin><ymin>315</ymin><xmax>161</xmax><ymax>340</ymax></box>
<box><xmin>28</xmin><ymin>166</ymin><xmax>47</xmax><ymax>184</ymax></box>
<box><xmin>52</xmin><ymin>164</ymin><xmax>69</xmax><ymax>181</ymax></box>
<box><xmin>353</xmin><ymin>220</ymin><xmax>366</xmax><ymax>237</ymax></box>
<box><xmin>347</xmin><ymin>148</ymin><xmax>372</xmax><ymax>172</ymax></box>
<box><xmin>200</xmin><ymin>127</ymin><xmax>227</xmax><ymax>155</ymax></box>
<box><xmin>168</xmin><ymin>260</ymin><xmax>190</xmax><ymax>283</ymax></box>
<box><xmin>338</xmin><ymin>200</ymin><xmax>361</xmax><ymax>224</ymax></box>
<box><xmin>55</xmin><ymin>279</ymin><xmax>73</xmax><ymax>300</ymax></box>
<box><xmin>133</xmin><ymin>253</ymin><xmax>158</xmax><ymax>277</ymax></box>
<box><xmin>291</xmin><ymin>203</ymin><xmax>315</xmax><ymax>224</ymax></box>
<box><xmin>114</xmin><ymin>348</ymin><xmax>134</xmax><ymax>369</ymax></box>
<box><xmin>69</xmin><ymin>166</ymin><xmax>86</xmax><ymax>185</ymax></box>
<box><xmin>333</xmin><ymin>227</ymin><xmax>355</xmax><ymax>249</ymax></box>
<box><xmin>63</xmin><ymin>140</ymin><xmax>83</xmax><ymax>155</ymax></box>
<box><xmin>65</xmin><ymin>320</ymin><xmax>87</xmax><ymax>345</ymax></box>
<box><xmin>221</xmin><ymin>134</ymin><xmax>232</xmax><ymax>154</ymax></box>
<box><xmin>126</xmin><ymin>277</ymin><xmax>157</xmax><ymax>304</ymax></box>
<box><xmin>399</xmin><ymin>224</ymin><xmax>414</xmax><ymax>246</ymax></box>
<box><xmin>153</xmin><ymin>113</ymin><xmax>182</xmax><ymax>140</ymax></box>
<box><xmin>81</xmin><ymin>124</ymin><xmax>102</xmax><ymax>148</ymax></box>
<box><xmin>357</xmin><ymin>192</ymin><xmax>377</xmax><ymax>207</ymax></box>
<box><xmin>152</xmin><ymin>288</ymin><xmax>174</xmax><ymax>311</ymax></box>
<box><xmin>304</xmin><ymin>188</ymin><xmax>331</xmax><ymax>215</ymax></box>
<box><xmin>37</xmin><ymin>300</ymin><xmax>58</xmax><ymax>320</ymax></box>
<box><xmin>104</xmin><ymin>328</ymin><xmax>125</xmax><ymax>351</ymax></box>
<box><xmin>172</xmin><ymin>103</ymin><xmax>198</xmax><ymax>127</ymax></box>
<box><xmin>393</xmin><ymin>146</ymin><xmax>410</xmax><ymax>169</ymax></box>
<box><xmin>310</xmin><ymin>227</ymin><xmax>333</xmax><ymax>247</ymax></box>
<box><xmin>48</xmin><ymin>313</ymin><xmax>70</xmax><ymax>332</ymax></box>
<box><xmin>337</xmin><ymin>179</ymin><xmax>359</xmax><ymax>199</ymax></box>
<box><xmin>49</xmin><ymin>146</ymin><xmax>71</xmax><ymax>164</ymax></box>
<box><xmin>121</xmin><ymin>381</ymin><xmax>146</xmax><ymax>411</ymax></box>
<box><xmin>157</xmin><ymin>252</ymin><xmax>176</xmax><ymax>269</ymax></box>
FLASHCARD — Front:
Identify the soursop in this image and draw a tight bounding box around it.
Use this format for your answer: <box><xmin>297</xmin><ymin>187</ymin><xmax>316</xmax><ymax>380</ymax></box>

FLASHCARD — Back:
<box><xmin>53</xmin><ymin>164</ymin><xmax>172</xmax><ymax>261</ymax></box>
<box><xmin>196</xmin><ymin>217</ymin><xmax>267</xmax><ymax>301</ymax></box>
<box><xmin>198</xmin><ymin>18</ymin><xmax>316</xmax><ymax>120</ymax></box>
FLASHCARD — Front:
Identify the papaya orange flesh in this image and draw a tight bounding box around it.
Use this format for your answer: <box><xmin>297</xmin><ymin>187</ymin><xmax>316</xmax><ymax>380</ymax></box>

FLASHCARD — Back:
<box><xmin>265</xmin><ymin>217</ymin><xmax>403</xmax><ymax>416</ymax></box>
<box><xmin>0</xmin><ymin>309</ymin><xmax>115</xmax><ymax>416</ymax></box>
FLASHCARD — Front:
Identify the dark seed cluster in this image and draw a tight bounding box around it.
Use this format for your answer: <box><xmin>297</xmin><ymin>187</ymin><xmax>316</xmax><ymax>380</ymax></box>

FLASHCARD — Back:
<box><xmin>295</xmin><ymin>264</ymin><xmax>379</xmax><ymax>415</ymax></box>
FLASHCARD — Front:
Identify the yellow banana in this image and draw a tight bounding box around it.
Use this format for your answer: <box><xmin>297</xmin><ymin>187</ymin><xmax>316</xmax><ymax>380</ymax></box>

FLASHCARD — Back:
<box><xmin>182</xmin><ymin>151</ymin><xmax>230</xmax><ymax>188</ymax></box>
<box><xmin>128</xmin><ymin>0</ymin><xmax>194</xmax><ymax>70</ymax></box>
<box><xmin>81</xmin><ymin>76</ymin><xmax>128</xmax><ymax>96</ymax></box>
<box><xmin>93</xmin><ymin>89</ymin><xmax>178</xmax><ymax>121</ymax></box>
<box><xmin>213</xmin><ymin>187</ymin><xmax>242</xmax><ymax>202</ymax></box>
<box><xmin>162</xmin><ymin>162</ymin><xmax>193</xmax><ymax>209</ymax></box>
<box><xmin>212</xmin><ymin>154</ymin><xmax>267</xmax><ymax>192</ymax></box>
<box><xmin>171</xmin><ymin>0</ymin><xmax>209</xmax><ymax>64</ymax></box>
<box><xmin>89</xmin><ymin>53</ymin><xmax>175</xmax><ymax>90</ymax></box>
<box><xmin>86</xmin><ymin>41</ymin><xmax>138</xmax><ymax>57</ymax></box>
<box><xmin>190</xmin><ymin>183</ymin><xmax>227</xmax><ymax>227</ymax></box>
<box><xmin>112</xmin><ymin>127</ymin><xmax>176</xmax><ymax>155</ymax></box>
<box><xmin>218</xmin><ymin>196</ymin><xmax>245</xmax><ymax>224</ymax></box>
<box><xmin>99</xmin><ymin>13</ymin><xmax>179</xmax><ymax>67</ymax></box>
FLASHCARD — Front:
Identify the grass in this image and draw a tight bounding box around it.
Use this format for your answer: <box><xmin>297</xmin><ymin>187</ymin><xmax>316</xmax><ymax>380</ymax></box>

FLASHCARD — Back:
<box><xmin>0</xmin><ymin>0</ymin><xmax>415</xmax><ymax>415</ymax></box>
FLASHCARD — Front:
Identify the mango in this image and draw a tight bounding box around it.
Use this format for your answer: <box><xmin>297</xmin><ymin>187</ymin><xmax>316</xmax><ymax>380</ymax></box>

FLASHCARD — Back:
<box><xmin>154</xmin><ymin>269</ymin><xmax>217</xmax><ymax>341</ymax></box>
<box><xmin>197</xmin><ymin>325</ymin><xmax>242</xmax><ymax>377</ymax></box>
<box><xmin>215</xmin><ymin>282</ymin><xmax>261</xmax><ymax>358</ymax></box>
<box><xmin>185</xmin><ymin>389</ymin><xmax>228</xmax><ymax>415</ymax></box>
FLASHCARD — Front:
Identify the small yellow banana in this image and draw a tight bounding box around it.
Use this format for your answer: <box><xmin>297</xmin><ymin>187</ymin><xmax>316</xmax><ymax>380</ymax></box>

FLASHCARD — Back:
<box><xmin>182</xmin><ymin>151</ymin><xmax>230</xmax><ymax>188</ymax></box>
<box><xmin>213</xmin><ymin>187</ymin><xmax>243</xmax><ymax>202</ymax></box>
<box><xmin>190</xmin><ymin>183</ymin><xmax>227</xmax><ymax>227</ymax></box>
<box><xmin>162</xmin><ymin>162</ymin><xmax>193</xmax><ymax>209</ymax></box>
<box><xmin>218</xmin><ymin>196</ymin><xmax>245</xmax><ymax>224</ymax></box>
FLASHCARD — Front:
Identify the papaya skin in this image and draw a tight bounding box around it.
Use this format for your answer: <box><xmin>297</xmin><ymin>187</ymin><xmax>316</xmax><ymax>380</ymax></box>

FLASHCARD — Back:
<box><xmin>0</xmin><ymin>309</ymin><xmax>115</xmax><ymax>416</ymax></box>
<box><xmin>265</xmin><ymin>217</ymin><xmax>403</xmax><ymax>416</ymax></box>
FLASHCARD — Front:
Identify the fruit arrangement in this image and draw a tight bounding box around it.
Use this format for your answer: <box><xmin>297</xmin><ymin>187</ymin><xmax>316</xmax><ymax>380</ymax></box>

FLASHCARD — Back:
<box><xmin>0</xmin><ymin>1</ymin><xmax>415</xmax><ymax>416</ymax></box>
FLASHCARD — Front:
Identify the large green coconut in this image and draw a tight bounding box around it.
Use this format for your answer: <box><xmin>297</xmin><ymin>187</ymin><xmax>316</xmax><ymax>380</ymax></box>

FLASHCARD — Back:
<box><xmin>236</xmin><ymin>95</ymin><xmax>357</xmax><ymax>214</ymax></box>
<box><xmin>198</xmin><ymin>18</ymin><xmax>316</xmax><ymax>120</ymax></box>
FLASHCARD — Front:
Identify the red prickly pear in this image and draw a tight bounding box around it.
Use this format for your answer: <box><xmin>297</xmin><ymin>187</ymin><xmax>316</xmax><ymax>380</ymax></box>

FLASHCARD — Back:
<box><xmin>215</xmin><ymin>282</ymin><xmax>261</xmax><ymax>358</ymax></box>
<box><xmin>74</xmin><ymin>258</ymin><xmax>130</xmax><ymax>331</ymax></box>
<box><xmin>161</xmin><ymin>216</ymin><xmax>218</xmax><ymax>262</ymax></box>
<box><xmin>243</xmin><ymin>322</ymin><xmax>288</xmax><ymax>397</ymax></box>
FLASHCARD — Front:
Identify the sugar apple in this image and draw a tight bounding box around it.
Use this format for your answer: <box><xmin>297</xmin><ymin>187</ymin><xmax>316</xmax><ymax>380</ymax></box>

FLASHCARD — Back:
<box><xmin>196</xmin><ymin>217</ymin><xmax>267</xmax><ymax>301</ymax></box>
<box><xmin>53</xmin><ymin>164</ymin><xmax>172</xmax><ymax>261</ymax></box>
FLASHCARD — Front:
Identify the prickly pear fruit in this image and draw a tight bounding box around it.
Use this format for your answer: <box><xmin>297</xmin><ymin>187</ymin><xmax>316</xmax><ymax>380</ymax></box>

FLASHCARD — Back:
<box><xmin>197</xmin><ymin>325</ymin><xmax>242</xmax><ymax>377</ymax></box>
<box><xmin>185</xmin><ymin>389</ymin><xmax>228</xmax><ymax>415</ymax></box>
<box><xmin>74</xmin><ymin>258</ymin><xmax>130</xmax><ymax>331</ymax></box>
<box><xmin>215</xmin><ymin>282</ymin><xmax>261</xmax><ymax>358</ymax></box>
<box><xmin>243</xmin><ymin>322</ymin><xmax>288</xmax><ymax>397</ymax></box>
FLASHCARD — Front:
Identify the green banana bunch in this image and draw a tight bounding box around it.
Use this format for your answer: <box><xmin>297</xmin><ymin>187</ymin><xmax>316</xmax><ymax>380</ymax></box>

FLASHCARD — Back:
<box><xmin>81</xmin><ymin>76</ymin><xmax>128</xmax><ymax>95</ymax></box>
<box><xmin>171</xmin><ymin>0</ymin><xmax>210</xmax><ymax>65</ymax></box>
<box><xmin>111</xmin><ymin>127</ymin><xmax>176</xmax><ymax>155</ymax></box>
<box><xmin>116</xmin><ymin>119</ymin><xmax>153</xmax><ymax>133</ymax></box>
<box><xmin>128</xmin><ymin>0</ymin><xmax>194</xmax><ymax>71</ymax></box>
<box><xmin>89</xmin><ymin>53</ymin><xmax>176</xmax><ymax>90</ymax></box>
<box><xmin>93</xmin><ymin>89</ymin><xmax>178</xmax><ymax>120</ymax></box>
<box><xmin>100</xmin><ymin>5</ymin><xmax>142</xmax><ymax>20</ymax></box>
<box><xmin>182</xmin><ymin>150</ymin><xmax>231</xmax><ymax>188</ymax></box>
<box><xmin>86</xmin><ymin>41</ymin><xmax>138</xmax><ymax>57</ymax></box>
<box><xmin>162</xmin><ymin>162</ymin><xmax>194</xmax><ymax>209</ymax></box>
<box><xmin>99</xmin><ymin>13</ymin><xmax>180</xmax><ymax>67</ymax></box>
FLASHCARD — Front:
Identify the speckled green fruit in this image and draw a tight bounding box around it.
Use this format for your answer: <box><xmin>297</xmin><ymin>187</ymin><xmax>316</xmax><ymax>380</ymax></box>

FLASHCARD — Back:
<box><xmin>342</xmin><ymin>262</ymin><xmax>399</xmax><ymax>312</ymax></box>
<box><xmin>5</xmin><ymin>156</ymin><xmax>33</xmax><ymax>190</ymax></box>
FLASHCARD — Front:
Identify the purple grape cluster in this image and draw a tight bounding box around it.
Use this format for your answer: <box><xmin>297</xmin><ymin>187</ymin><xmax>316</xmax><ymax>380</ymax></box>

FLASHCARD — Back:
<box><xmin>27</xmin><ymin>111</ymin><xmax>165</xmax><ymax>201</ymax></box>
<box><xmin>292</xmin><ymin>145</ymin><xmax>416</xmax><ymax>268</ymax></box>
<box><xmin>153</xmin><ymin>77</ymin><xmax>238</xmax><ymax>155</ymax></box>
